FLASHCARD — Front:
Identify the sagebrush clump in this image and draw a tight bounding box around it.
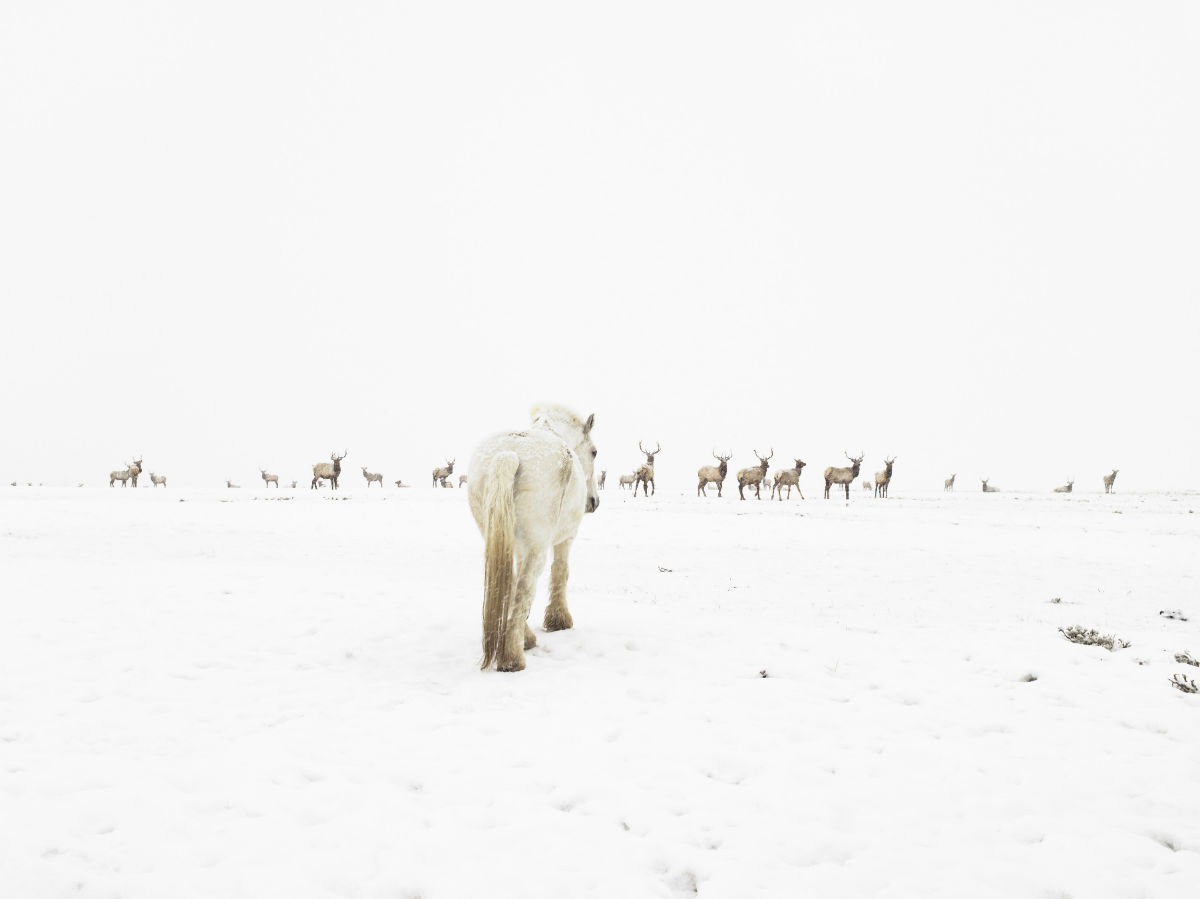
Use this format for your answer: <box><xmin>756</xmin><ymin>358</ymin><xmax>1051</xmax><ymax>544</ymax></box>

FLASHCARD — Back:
<box><xmin>1058</xmin><ymin>626</ymin><xmax>1130</xmax><ymax>651</ymax></box>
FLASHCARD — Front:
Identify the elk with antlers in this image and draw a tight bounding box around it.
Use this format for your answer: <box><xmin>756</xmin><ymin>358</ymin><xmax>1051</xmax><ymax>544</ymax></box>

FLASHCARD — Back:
<box><xmin>109</xmin><ymin>458</ymin><xmax>141</xmax><ymax>488</ymax></box>
<box><xmin>1053</xmin><ymin>479</ymin><xmax>1074</xmax><ymax>494</ymax></box>
<box><xmin>149</xmin><ymin>472</ymin><xmax>167</xmax><ymax>488</ymax></box>
<box><xmin>312</xmin><ymin>450</ymin><xmax>348</xmax><ymax>490</ymax></box>
<box><xmin>1103</xmin><ymin>470</ymin><xmax>1118</xmax><ymax>493</ymax></box>
<box><xmin>737</xmin><ymin>448</ymin><xmax>774</xmax><ymax>500</ymax></box>
<box><xmin>823</xmin><ymin>452</ymin><xmax>864</xmax><ymax>499</ymax></box>
<box><xmin>633</xmin><ymin>441</ymin><xmax>660</xmax><ymax>497</ymax></box>
<box><xmin>981</xmin><ymin>478</ymin><xmax>999</xmax><ymax>493</ymax></box>
<box><xmin>771</xmin><ymin>458</ymin><xmax>806</xmax><ymax>500</ymax></box>
<box><xmin>944</xmin><ymin>474</ymin><xmax>956</xmax><ymax>492</ymax></box>
<box><xmin>362</xmin><ymin>467</ymin><xmax>384</xmax><ymax>488</ymax></box>
<box><xmin>874</xmin><ymin>456</ymin><xmax>896</xmax><ymax>498</ymax></box>
<box><xmin>432</xmin><ymin>458</ymin><xmax>455</xmax><ymax>487</ymax></box>
<box><xmin>259</xmin><ymin>468</ymin><xmax>279</xmax><ymax>488</ymax></box>
<box><xmin>697</xmin><ymin>451</ymin><xmax>733</xmax><ymax>497</ymax></box>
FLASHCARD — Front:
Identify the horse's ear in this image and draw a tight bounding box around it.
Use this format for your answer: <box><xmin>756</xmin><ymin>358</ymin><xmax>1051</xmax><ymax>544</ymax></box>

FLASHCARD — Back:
<box><xmin>584</xmin><ymin>413</ymin><xmax>595</xmax><ymax>434</ymax></box>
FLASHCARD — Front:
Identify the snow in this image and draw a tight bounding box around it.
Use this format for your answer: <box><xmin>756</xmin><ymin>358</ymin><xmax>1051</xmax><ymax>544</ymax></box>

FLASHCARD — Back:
<box><xmin>2</xmin><ymin>485</ymin><xmax>1198</xmax><ymax>897</ymax></box>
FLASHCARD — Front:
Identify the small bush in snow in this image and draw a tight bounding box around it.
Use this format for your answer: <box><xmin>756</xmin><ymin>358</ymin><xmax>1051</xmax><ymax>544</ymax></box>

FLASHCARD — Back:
<box><xmin>1169</xmin><ymin>674</ymin><xmax>1198</xmax><ymax>694</ymax></box>
<box><xmin>1058</xmin><ymin>626</ymin><xmax>1130</xmax><ymax>651</ymax></box>
<box><xmin>1174</xmin><ymin>651</ymin><xmax>1199</xmax><ymax>667</ymax></box>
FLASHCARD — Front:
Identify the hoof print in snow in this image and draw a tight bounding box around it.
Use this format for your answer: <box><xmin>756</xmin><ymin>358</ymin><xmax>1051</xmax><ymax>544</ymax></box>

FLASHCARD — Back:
<box><xmin>1058</xmin><ymin>625</ymin><xmax>1130</xmax><ymax>651</ymax></box>
<box><xmin>1169</xmin><ymin>673</ymin><xmax>1198</xmax><ymax>694</ymax></box>
<box><xmin>1159</xmin><ymin>609</ymin><xmax>1188</xmax><ymax>621</ymax></box>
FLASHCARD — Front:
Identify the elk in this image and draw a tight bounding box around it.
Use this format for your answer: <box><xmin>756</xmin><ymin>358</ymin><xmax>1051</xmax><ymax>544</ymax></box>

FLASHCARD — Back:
<box><xmin>109</xmin><ymin>459</ymin><xmax>141</xmax><ymax>487</ymax></box>
<box><xmin>459</xmin><ymin>474</ymin><xmax>468</xmax><ymax>488</ymax></box>
<box><xmin>149</xmin><ymin>472</ymin><xmax>167</xmax><ymax>488</ymax></box>
<box><xmin>618</xmin><ymin>472</ymin><xmax>637</xmax><ymax>489</ymax></box>
<box><xmin>823</xmin><ymin>452</ymin><xmax>865</xmax><ymax>499</ymax></box>
<box><xmin>597</xmin><ymin>470</ymin><xmax>606</xmax><ymax>490</ymax></box>
<box><xmin>862</xmin><ymin>480</ymin><xmax>872</xmax><ymax>491</ymax></box>
<box><xmin>432</xmin><ymin>458</ymin><xmax>455</xmax><ymax>487</ymax></box>
<box><xmin>394</xmin><ymin>479</ymin><xmax>409</xmax><ymax>488</ymax></box>
<box><xmin>226</xmin><ymin>479</ymin><xmax>241</xmax><ymax>488</ymax></box>
<box><xmin>737</xmin><ymin>448</ymin><xmax>774</xmax><ymax>500</ymax></box>
<box><xmin>312</xmin><ymin>450</ymin><xmax>348</xmax><ymax>490</ymax></box>
<box><xmin>1053</xmin><ymin>479</ymin><xmax>1074</xmax><ymax>494</ymax></box>
<box><xmin>633</xmin><ymin>441</ymin><xmax>660</xmax><ymax>497</ymax></box>
<box><xmin>944</xmin><ymin>474</ymin><xmax>956</xmax><ymax>492</ymax></box>
<box><xmin>362</xmin><ymin>467</ymin><xmax>384</xmax><ymax>488</ymax></box>
<box><xmin>771</xmin><ymin>458</ymin><xmax>806</xmax><ymax>500</ymax></box>
<box><xmin>1104</xmin><ymin>470</ymin><xmax>1119</xmax><ymax>493</ymax></box>
<box><xmin>981</xmin><ymin>478</ymin><xmax>999</xmax><ymax>493</ymax></box>
<box><xmin>874</xmin><ymin>456</ymin><xmax>896</xmax><ymax>498</ymax></box>
<box><xmin>697</xmin><ymin>451</ymin><xmax>733</xmax><ymax>497</ymax></box>
<box><xmin>259</xmin><ymin>468</ymin><xmax>279</xmax><ymax>488</ymax></box>
<box><xmin>289</xmin><ymin>480</ymin><xmax>298</xmax><ymax>489</ymax></box>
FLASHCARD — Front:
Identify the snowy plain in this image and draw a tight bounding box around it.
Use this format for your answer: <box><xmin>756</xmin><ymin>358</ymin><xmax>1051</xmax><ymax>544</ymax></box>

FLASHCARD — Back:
<box><xmin>1</xmin><ymin>482</ymin><xmax>1198</xmax><ymax>898</ymax></box>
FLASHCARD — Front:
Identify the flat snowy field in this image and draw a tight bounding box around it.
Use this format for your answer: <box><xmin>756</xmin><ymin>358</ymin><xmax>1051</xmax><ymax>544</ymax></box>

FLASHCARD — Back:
<box><xmin>2</xmin><ymin>484</ymin><xmax>1198</xmax><ymax>898</ymax></box>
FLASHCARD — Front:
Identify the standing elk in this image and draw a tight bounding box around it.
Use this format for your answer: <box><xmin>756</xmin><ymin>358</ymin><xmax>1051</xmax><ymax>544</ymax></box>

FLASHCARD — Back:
<box><xmin>633</xmin><ymin>441</ymin><xmax>660</xmax><ymax>497</ymax></box>
<box><xmin>1053</xmin><ymin>479</ymin><xmax>1074</xmax><ymax>494</ymax></box>
<box><xmin>944</xmin><ymin>474</ymin><xmax>956</xmax><ymax>492</ymax></box>
<box><xmin>290</xmin><ymin>480</ymin><xmax>298</xmax><ymax>489</ymax></box>
<box><xmin>149</xmin><ymin>472</ymin><xmax>167</xmax><ymax>488</ymax></box>
<box><xmin>874</xmin><ymin>456</ymin><xmax>896</xmax><ymax>498</ymax></box>
<box><xmin>862</xmin><ymin>480</ymin><xmax>872</xmax><ymax>491</ymax></box>
<box><xmin>823</xmin><ymin>452</ymin><xmax>865</xmax><ymax>500</ymax></box>
<box><xmin>737</xmin><ymin>448</ymin><xmax>774</xmax><ymax>500</ymax></box>
<box><xmin>597</xmin><ymin>470</ymin><xmax>606</xmax><ymax>490</ymax></box>
<box><xmin>459</xmin><ymin>474</ymin><xmax>469</xmax><ymax>488</ymax></box>
<box><xmin>1103</xmin><ymin>470</ymin><xmax>1118</xmax><ymax>493</ymax></box>
<box><xmin>259</xmin><ymin>468</ymin><xmax>279</xmax><ymax>488</ymax></box>
<box><xmin>771</xmin><ymin>458</ymin><xmax>806</xmax><ymax>500</ymax></box>
<box><xmin>362</xmin><ymin>467</ymin><xmax>384</xmax><ymax>488</ymax></box>
<box><xmin>109</xmin><ymin>459</ymin><xmax>141</xmax><ymax>488</ymax></box>
<box><xmin>981</xmin><ymin>478</ymin><xmax>999</xmax><ymax>493</ymax></box>
<box><xmin>618</xmin><ymin>472</ymin><xmax>637</xmax><ymax>490</ymax></box>
<box><xmin>697</xmin><ymin>451</ymin><xmax>733</xmax><ymax>497</ymax></box>
<box><xmin>432</xmin><ymin>458</ymin><xmax>455</xmax><ymax>487</ymax></box>
<box><xmin>312</xmin><ymin>450</ymin><xmax>348</xmax><ymax>490</ymax></box>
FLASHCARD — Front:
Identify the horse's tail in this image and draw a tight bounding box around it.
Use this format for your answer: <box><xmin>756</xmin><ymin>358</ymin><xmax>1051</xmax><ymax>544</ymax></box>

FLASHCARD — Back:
<box><xmin>481</xmin><ymin>451</ymin><xmax>520</xmax><ymax>670</ymax></box>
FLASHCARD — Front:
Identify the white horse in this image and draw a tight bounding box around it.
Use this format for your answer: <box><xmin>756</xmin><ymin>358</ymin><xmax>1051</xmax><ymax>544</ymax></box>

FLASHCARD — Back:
<box><xmin>467</xmin><ymin>404</ymin><xmax>599</xmax><ymax>672</ymax></box>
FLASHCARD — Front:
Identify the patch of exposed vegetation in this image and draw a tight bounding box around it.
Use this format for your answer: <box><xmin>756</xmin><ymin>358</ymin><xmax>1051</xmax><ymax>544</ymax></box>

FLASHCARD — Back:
<box><xmin>1058</xmin><ymin>626</ymin><xmax>1130</xmax><ymax>652</ymax></box>
<box><xmin>1174</xmin><ymin>651</ymin><xmax>1198</xmax><ymax>667</ymax></box>
<box><xmin>1169</xmin><ymin>674</ymin><xmax>1198</xmax><ymax>694</ymax></box>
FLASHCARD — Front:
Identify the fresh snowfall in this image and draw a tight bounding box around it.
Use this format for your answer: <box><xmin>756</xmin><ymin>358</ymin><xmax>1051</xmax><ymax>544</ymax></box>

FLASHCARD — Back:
<box><xmin>2</xmin><ymin>484</ymin><xmax>1198</xmax><ymax>898</ymax></box>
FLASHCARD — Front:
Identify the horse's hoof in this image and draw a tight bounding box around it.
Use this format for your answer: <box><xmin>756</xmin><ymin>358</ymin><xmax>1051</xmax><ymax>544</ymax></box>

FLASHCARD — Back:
<box><xmin>524</xmin><ymin>625</ymin><xmax>538</xmax><ymax>650</ymax></box>
<box><xmin>543</xmin><ymin>608</ymin><xmax>574</xmax><ymax>632</ymax></box>
<box><xmin>496</xmin><ymin>656</ymin><xmax>526</xmax><ymax>672</ymax></box>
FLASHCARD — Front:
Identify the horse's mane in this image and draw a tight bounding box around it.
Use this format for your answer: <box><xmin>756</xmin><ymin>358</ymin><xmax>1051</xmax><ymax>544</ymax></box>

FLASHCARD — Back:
<box><xmin>530</xmin><ymin>403</ymin><xmax>585</xmax><ymax>434</ymax></box>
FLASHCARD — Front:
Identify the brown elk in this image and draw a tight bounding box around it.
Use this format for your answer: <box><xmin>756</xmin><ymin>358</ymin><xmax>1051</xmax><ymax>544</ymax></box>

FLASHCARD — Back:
<box><xmin>697</xmin><ymin>451</ymin><xmax>733</xmax><ymax>497</ymax></box>
<box><xmin>432</xmin><ymin>458</ymin><xmax>455</xmax><ymax>487</ymax></box>
<box><xmin>1053</xmin><ymin>479</ymin><xmax>1074</xmax><ymax>494</ymax></box>
<box><xmin>259</xmin><ymin>468</ymin><xmax>279</xmax><ymax>488</ymax></box>
<box><xmin>771</xmin><ymin>458</ymin><xmax>806</xmax><ymax>500</ymax></box>
<box><xmin>944</xmin><ymin>474</ymin><xmax>956</xmax><ymax>492</ymax></box>
<box><xmin>1103</xmin><ymin>470</ymin><xmax>1118</xmax><ymax>493</ymax></box>
<box><xmin>312</xmin><ymin>450</ymin><xmax>347</xmax><ymax>490</ymax></box>
<box><xmin>149</xmin><ymin>472</ymin><xmax>167</xmax><ymax>488</ymax></box>
<box><xmin>737</xmin><ymin>448</ymin><xmax>774</xmax><ymax>500</ymax></box>
<box><xmin>981</xmin><ymin>478</ymin><xmax>999</xmax><ymax>493</ymax></box>
<box><xmin>362</xmin><ymin>467</ymin><xmax>384</xmax><ymax>488</ymax></box>
<box><xmin>874</xmin><ymin>457</ymin><xmax>896</xmax><ymax>498</ymax></box>
<box><xmin>109</xmin><ymin>459</ymin><xmax>141</xmax><ymax>488</ymax></box>
<box><xmin>633</xmin><ymin>441</ymin><xmax>660</xmax><ymax>497</ymax></box>
<box><xmin>394</xmin><ymin>479</ymin><xmax>408</xmax><ymax>488</ymax></box>
<box><xmin>823</xmin><ymin>452</ymin><xmax>864</xmax><ymax>499</ymax></box>
<box><xmin>597</xmin><ymin>470</ymin><xmax>606</xmax><ymax>490</ymax></box>
<box><xmin>862</xmin><ymin>480</ymin><xmax>872</xmax><ymax>491</ymax></box>
<box><xmin>618</xmin><ymin>472</ymin><xmax>637</xmax><ymax>490</ymax></box>
<box><xmin>289</xmin><ymin>480</ymin><xmax>298</xmax><ymax>489</ymax></box>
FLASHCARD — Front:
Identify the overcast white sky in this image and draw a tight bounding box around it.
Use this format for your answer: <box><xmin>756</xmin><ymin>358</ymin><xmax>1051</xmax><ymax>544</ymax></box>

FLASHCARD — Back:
<box><xmin>2</xmin><ymin>1</ymin><xmax>1196</xmax><ymax>491</ymax></box>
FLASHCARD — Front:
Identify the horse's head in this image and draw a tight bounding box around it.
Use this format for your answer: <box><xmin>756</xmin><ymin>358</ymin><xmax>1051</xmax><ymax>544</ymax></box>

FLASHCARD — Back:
<box><xmin>532</xmin><ymin>404</ymin><xmax>599</xmax><ymax>513</ymax></box>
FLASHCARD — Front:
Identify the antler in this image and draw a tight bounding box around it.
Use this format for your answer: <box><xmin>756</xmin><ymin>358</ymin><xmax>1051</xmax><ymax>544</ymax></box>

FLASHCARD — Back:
<box><xmin>755</xmin><ymin>448</ymin><xmax>774</xmax><ymax>462</ymax></box>
<box><xmin>639</xmin><ymin>440</ymin><xmax>660</xmax><ymax>456</ymax></box>
<box><xmin>331</xmin><ymin>449</ymin><xmax>348</xmax><ymax>461</ymax></box>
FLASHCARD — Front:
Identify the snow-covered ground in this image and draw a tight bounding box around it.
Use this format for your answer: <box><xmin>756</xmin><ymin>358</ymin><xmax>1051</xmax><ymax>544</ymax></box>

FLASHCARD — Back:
<box><xmin>2</xmin><ymin>484</ymin><xmax>1198</xmax><ymax>898</ymax></box>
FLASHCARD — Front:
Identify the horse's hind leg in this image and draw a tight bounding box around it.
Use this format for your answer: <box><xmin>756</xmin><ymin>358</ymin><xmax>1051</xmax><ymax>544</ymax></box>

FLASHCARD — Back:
<box><xmin>544</xmin><ymin>539</ymin><xmax>574</xmax><ymax>632</ymax></box>
<box><xmin>498</xmin><ymin>547</ymin><xmax>547</xmax><ymax>672</ymax></box>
